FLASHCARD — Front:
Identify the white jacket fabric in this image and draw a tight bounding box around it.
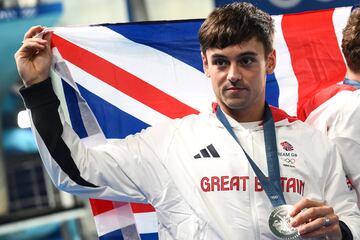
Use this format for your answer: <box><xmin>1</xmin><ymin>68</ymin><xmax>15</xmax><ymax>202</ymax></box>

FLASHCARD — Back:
<box><xmin>301</xmin><ymin>84</ymin><xmax>360</xmax><ymax>201</ymax></box>
<box><xmin>21</xmin><ymin>80</ymin><xmax>360</xmax><ymax>240</ymax></box>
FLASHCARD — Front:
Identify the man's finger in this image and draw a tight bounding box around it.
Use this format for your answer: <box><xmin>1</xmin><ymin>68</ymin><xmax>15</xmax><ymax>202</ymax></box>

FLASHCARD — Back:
<box><xmin>22</xmin><ymin>37</ymin><xmax>48</xmax><ymax>45</ymax></box>
<box><xmin>20</xmin><ymin>38</ymin><xmax>47</xmax><ymax>51</ymax></box>
<box><xmin>290</xmin><ymin>198</ymin><xmax>324</xmax><ymax>217</ymax></box>
<box><xmin>42</xmin><ymin>31</ymin><xmax>53</xmax><ymax>51</ymax></box>
<box><xmin>23</xmin><ymin>25</ymin><xmax>44</xmax><ymax>40</ymax></box>
<box><xmin>15</xmin><ymin>39</ymin><xmax>47</xmax><ymax>60</ymax></box>
<box><xmin>299</xmin><ymin>224</ymin><xmax>339</xmax><ymax>239</ymax></box>
<box><xmin>291</xmin><ymin>206</ymin><xmax>333</xmax><ymax>227</ymax></box>
<box><xmin>297</xmin><ymin>215</ymin><xmax>338</xmax><ymax>235</ymax></box>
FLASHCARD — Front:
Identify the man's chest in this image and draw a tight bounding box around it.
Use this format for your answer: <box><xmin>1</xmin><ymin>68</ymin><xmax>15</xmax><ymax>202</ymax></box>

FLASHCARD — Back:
<box><xmin>162</xmin><ymin>126</ymin><xmax>313</xmax><ymax>199</ymax></box>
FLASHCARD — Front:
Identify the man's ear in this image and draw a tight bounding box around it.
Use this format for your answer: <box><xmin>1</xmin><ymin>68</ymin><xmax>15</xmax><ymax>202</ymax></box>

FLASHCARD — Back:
<box><xmin>266</xmin><ymin>49</ymin><xmax>276</xmax><ymax>74</ymax></box>
<box><xmin>201</xmin><ymin>52</ymin><xmax>210</xmax><ymax>77</ymax></box>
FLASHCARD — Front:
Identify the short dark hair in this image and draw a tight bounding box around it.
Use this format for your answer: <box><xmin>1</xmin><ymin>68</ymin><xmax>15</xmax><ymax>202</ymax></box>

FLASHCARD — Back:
<box><xmin>342</xmin><ymin>8</ymin><xmax>360</xmax><ymax>73</ymax></box>
<box><xmin>198</xmin><ymin>2</ymin><xmax>274</xmax><ymax>57</ymax></box>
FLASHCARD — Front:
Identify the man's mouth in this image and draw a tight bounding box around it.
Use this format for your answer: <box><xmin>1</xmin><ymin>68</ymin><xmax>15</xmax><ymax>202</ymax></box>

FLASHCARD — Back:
<box><xmin>226</xmin><ymin>86</ymin><xmax>246</xmax><ymax>91</ymax></box>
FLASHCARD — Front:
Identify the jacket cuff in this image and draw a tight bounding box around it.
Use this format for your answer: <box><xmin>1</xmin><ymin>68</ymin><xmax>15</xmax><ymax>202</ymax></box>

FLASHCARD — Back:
<box><xmin>19</xmin><ymin>78</ymin><xmax>60</xmax><ymax>109</ymax></box>
<box><xmin>340</xmin><ymin>220</ymin><xmax>353</xmax><ymax>240</ymax></box>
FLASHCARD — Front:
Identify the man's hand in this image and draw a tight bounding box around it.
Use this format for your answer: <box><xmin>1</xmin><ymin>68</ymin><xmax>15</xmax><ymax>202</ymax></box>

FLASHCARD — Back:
<box><xmin>290</xmin><ymin>198</ymin><xmax>342</xmax><ymax>239</ymax></box>
<box><xmin>14</xmin><ymin>26</ymin><xmax>52</xmax><ymax>87</ymax></box>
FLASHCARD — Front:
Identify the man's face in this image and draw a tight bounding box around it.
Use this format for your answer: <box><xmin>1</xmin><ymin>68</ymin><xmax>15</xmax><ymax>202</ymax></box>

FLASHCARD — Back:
<box><xmin>202</xmin><ymin>37</ymin><xmax>276</xmax><ymax>121</ymax></box>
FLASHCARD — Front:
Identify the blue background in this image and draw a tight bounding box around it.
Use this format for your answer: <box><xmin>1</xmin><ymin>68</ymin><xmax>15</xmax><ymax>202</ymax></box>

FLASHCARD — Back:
<box><xmin>215</xmin><ymin>0</ymin><xmax>359</xmax><ymax>14</ymax></box>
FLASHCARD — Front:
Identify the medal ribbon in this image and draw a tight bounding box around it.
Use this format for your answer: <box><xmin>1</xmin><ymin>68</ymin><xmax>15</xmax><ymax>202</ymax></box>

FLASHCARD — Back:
<box><xmin>344</xmin><ymin>78</ymin><xmax>360</xmax><ymax>89</ymax></box>
<box><xmin>216</xmin><ymin>103</ymin><xmax>286</xmax><ymax>207</ymax></box>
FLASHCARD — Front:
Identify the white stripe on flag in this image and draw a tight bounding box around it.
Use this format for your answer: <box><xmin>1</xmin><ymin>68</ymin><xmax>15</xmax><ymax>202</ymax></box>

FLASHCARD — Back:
<box><xmin>332</xmin><ymin>7</ymin><xmax>352</xmax><ymax>64</ymax></box>
<box><xmin>52</xmin><ymin>47</ymin><xmax>105</xmax><ymax>138</ymax></box>
<box><xmin>51</xmin><ymin>69</ymin><xmax>71</xmax><ymax>127</ymax></box>
<box><xmin>273</xmin><ymin>14</ymin><xmax>299</xmax><ymax>116</ymax></box>
<box><xmin>64</xmin><ymin>60</ymin><xmax>171</xmax><ymax>126</ymax></box>
<box><xmin>54</xmin><ymin>26</ymin><xmax>215</xmax><ymax>113</ymax></box>
<box><xmin>133</xmin><ymin>212</ymin><xmax>158</xmax><ymax>234</ymax></box>
<box><xmin>94</xmin><ymin>203</ymin><xmax>136</xmax><ymax>237</ymax></box>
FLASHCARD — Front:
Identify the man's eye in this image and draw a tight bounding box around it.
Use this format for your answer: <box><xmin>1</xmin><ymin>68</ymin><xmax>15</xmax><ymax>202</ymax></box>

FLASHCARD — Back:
<box><xmin>240</xmin><ymin>57</ymin><xmax>256</xmax><ymax>65</ymax></box>
<box><xmin>213</xmin><ymin>59</ymin><xmax>228</xmax><ymax>66</ymax></box>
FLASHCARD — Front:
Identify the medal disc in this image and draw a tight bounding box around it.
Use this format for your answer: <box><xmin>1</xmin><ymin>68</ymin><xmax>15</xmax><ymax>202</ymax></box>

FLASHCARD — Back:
<box><xmin>268</xmin><ymin>205</ymin><xmax>299</xmax><ymax>240</ymax></box>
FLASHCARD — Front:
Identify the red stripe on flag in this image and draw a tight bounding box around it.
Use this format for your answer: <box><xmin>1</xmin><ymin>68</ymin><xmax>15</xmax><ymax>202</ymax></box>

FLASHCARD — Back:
<box><xmin>89</xmin><ymin>199</ymin><xmax>155</xmax><ymax>216</ymax></box>
<box><xmin>130</xmin><ymin>202</ymin><xmax>156</xmax><ymax>213</ymax></box>
<box><xmin>281</xmin><ymin>9</ymin><xmax>346</xmax><ymax>115</ymax></box>
<box><xmin>51</xmin><ymin>34</ymin><xmax>199</xmax><ymax>118</ymax></box>
<box><xmin>89</xmin><ymin>199</ymin><xmax>125</xmax><ymax>216</ymax></box>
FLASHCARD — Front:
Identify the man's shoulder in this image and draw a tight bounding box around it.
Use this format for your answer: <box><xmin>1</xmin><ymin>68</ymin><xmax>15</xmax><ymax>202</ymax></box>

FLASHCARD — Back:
<box><xmin>271</xmin><ymin>105</ymin><xmax>337</xmax><ymax>151</ymax></box>
<box><xmin>269</xmin><ymin>105</ymin><xmax>330</xmax><ymax>138</ymax></box>
<box><xmin>146</xmin><ymin>112</ymin><xmax>214</xmax><ymax>132</ymax></box>
<box><xmin>269</xmin><ymin>105</ymin><xmax>298</xmax><ymax>124</ymax></box>
<box><xmin>298</xmin><ymin>84</ymin><xmax>357</xmax><ymax>121</ymax></box>
<box><xmin>268</xmin><ymin>105</ymin><xmax>316</xmax><ymax>135</ymax></box>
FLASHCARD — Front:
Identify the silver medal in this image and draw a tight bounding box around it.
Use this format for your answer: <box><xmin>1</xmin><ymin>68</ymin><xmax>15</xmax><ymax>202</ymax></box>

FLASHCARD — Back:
<box><xmin>268</xmin><ymin>205</ymin><xmax>300</xmax><ymax>240</ymax></box>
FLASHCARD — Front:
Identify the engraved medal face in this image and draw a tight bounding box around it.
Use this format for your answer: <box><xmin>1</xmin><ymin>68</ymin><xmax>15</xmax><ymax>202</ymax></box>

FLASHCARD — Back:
<box><xmin>268</xmin><ymin>205</ymin><xmax>300</xmax><ymax>240</ymax></box>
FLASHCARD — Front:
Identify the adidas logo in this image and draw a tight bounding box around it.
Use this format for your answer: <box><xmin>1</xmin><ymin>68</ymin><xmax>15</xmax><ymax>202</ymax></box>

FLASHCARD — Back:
<box><xmin>194</xmin><ymin>144</ymin><xmax>220</xmax><ymax>159</ymax></box>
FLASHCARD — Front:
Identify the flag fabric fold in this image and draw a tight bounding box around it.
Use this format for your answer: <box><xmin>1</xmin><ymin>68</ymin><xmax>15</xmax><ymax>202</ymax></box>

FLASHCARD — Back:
<box><xmin>49</xmin><ymin>7</ymin><xmax>352</xmax><ymax>239</ymax></box>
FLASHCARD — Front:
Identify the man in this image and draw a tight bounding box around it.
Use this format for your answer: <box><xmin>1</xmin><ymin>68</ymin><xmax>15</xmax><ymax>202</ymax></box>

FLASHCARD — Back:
<box><xmin>15</xmin><ymin>3</ymin><xmax>360</xmax><ymax>239</ymax></box>
<box><xmin>299</xmin><ymin>8</ymin><xmax>360</xmax><ymax>198</ymax></box>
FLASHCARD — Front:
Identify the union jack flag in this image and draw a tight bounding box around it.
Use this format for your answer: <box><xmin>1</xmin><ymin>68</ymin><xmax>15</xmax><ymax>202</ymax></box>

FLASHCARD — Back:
<box><xmin>49</xmin><ymin>6</ymin><xmax>352</xmax><ymax>239</ymax></box>
<box><xmin>280</xmin><ymin>141</ymin><xmax>294</xmax><ymax>152</ymax></box>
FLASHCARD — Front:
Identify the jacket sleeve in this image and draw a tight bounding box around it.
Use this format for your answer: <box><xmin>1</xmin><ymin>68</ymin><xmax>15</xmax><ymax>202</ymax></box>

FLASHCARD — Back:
<box><xmin>20</xmin><ymin>79</ymin><xmax>172</xmax><ymax>204</ymax></box>
<box><xmin>323</xmin><ymin>141</ymin><xmax>360</xmax><ymax>240</ymax></box>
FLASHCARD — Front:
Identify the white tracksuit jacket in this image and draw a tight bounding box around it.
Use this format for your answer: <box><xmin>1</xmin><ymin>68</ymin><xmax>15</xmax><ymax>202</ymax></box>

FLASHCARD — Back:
<box><xmin>21</xmin><ymin>80</ymin><xmax>360</xmax><ymax>239</ymax></box>
<box><xmin>300</xmin><ymin>83</ymin><xmax>360</xmax><ymax>204</ymax></box>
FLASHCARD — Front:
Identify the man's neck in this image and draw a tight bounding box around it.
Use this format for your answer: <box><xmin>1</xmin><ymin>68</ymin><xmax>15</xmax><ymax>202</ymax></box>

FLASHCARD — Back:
<box><xmin>345</xmin><ymin>68</ymin><xmax>360</xmax><ymax>82</ymax></box>
<box><xmin>223</xmin><ymin>104</ymin><xmax>265</xmax><ymax>123</ymax></box>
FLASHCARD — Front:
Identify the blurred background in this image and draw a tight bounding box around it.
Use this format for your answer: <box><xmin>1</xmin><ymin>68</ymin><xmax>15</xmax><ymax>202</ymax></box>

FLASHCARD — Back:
<box><xmin>0</xmin><ymin>0</ymin><xmax>358</xmax><ymax>239</ymax></box>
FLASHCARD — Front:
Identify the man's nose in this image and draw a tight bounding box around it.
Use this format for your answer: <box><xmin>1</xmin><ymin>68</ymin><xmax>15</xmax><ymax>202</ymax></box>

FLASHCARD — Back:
<box><xmin>227</xmin><ymin>63</ymin><xmax>242</xmax><ymax>83</ymax></box>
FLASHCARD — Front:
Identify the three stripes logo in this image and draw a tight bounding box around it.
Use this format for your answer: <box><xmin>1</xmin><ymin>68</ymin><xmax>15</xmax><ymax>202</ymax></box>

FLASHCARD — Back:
<box><xmin>194</xmin><ymin>144</ymin><xmax>220</xmax><ymax>159</ymax></box>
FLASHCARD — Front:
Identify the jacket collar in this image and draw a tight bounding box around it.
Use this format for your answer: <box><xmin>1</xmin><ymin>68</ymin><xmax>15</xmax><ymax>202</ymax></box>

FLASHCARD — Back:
<box><xmin>210</xmin><ymin>103</ymin><xmax>298</xmax><ymax>129</ymax></box>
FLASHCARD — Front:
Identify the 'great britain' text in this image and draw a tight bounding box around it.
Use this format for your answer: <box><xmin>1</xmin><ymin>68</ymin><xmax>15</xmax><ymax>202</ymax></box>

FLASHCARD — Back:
<box><xmin>200</xmin><ymin>176</ymin><xmax>305</xmax><ymax>195</ymax></box>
